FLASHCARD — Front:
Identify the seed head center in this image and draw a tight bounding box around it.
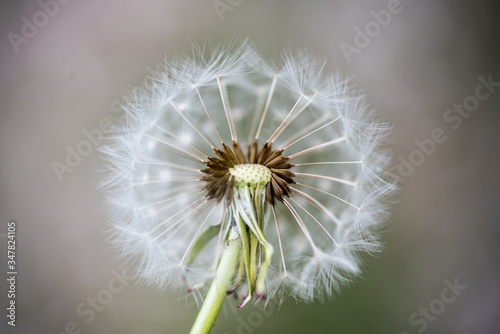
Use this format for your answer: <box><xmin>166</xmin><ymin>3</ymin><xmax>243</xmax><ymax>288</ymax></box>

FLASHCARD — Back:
<box><xmin>229</xmin><ymin>164</ymin><xmax>272</xmax><ymax>186</ymax></box>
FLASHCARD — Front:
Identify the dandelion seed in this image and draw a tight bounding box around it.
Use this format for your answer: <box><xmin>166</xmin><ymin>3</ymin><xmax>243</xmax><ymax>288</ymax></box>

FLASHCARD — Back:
<box><xmin>101</xmin><ymin>40</ymin><xmax>397</xmax><ymax>334</ymax></box>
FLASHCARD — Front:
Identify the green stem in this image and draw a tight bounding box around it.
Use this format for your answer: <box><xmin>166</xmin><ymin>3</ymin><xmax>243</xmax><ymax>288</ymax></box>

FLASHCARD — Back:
<box><xmin>189</xmin><ymin>234</ymin><xmax>241</xmax><ymax>334</ymax></box>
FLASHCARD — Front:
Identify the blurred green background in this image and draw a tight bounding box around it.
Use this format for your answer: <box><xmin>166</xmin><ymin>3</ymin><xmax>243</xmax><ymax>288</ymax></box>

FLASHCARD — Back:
<box><xmin>1</xmin><ymin>0</ymin><xmax>499</xmax><ymax>333</ymax></box>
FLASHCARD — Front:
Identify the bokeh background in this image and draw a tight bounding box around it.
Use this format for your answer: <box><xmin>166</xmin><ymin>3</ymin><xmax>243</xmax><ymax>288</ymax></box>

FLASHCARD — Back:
<box><xmin>1</xmin><ymin>0</ymin><xmax>499</xmax><ymax>333</ymax></box>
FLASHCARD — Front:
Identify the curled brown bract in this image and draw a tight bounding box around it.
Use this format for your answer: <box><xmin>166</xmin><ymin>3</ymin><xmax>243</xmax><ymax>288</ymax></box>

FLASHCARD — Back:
<box><xmin>201</xmin><ymin>139</ymin><xmax>295</xmax><ymax>206</ymax></box>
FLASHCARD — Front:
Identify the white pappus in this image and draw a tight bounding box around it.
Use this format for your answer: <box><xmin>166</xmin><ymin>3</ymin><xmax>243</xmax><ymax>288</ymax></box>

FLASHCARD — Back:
<box><xmin>100</xmin><ymin>40</ymin><xmax>397</xmax><ymax>316</ymax></box>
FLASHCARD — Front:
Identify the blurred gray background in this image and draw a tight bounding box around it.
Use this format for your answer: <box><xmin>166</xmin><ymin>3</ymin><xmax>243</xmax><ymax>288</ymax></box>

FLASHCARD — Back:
<box><xmin>1</xmin><ymin>0</ymin><xmax>499</xmax><ymax>333</ymax></box>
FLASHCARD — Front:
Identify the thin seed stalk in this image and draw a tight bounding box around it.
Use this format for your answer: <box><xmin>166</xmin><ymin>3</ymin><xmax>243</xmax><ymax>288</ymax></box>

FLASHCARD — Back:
<box><xmin>189</xmin><ymin>231</ymin><xmax>241</xmax><ymax>334</ymax></box>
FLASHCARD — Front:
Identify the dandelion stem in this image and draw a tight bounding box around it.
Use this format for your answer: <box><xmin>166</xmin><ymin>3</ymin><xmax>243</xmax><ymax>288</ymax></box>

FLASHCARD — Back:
<box><xmin>189</xmin><ymin>230</ymin><xmax>241</xmax><ymax>334</ymax></box>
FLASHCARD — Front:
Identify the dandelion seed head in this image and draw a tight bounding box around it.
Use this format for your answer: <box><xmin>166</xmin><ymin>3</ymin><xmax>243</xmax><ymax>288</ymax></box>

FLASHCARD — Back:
<box><xmin>101</xmin><ymin>40</ymin><xmax>397</xmax><ymax>306</ymax></box>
